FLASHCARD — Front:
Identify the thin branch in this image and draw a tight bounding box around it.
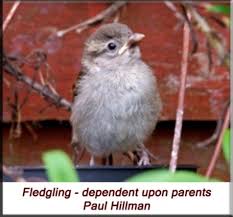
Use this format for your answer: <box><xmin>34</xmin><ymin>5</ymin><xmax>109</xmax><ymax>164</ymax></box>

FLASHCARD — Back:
<box><xmin>3</xmin><ymin>53</ymin><xmax>72</xmax><ymax>112</ymax></box>
<box><xmin>206</xmin><ymin>39</ymin><xmax>213</xmax><ymax>75</ymax></box>
<box><xmin>186</xmin><ymin>4</ymin><xmax>230</xmax><ymax>148</ymax></box>
<box><xmin>2</xmin><ymin>165</ymin><xmax>26</xmax><ymax>182</ymax></box>
<box><xmin>205</xmin><ymin>105</ymin><xmax>230</xmax><ymax>178</ymax></box>
<box><xmin>3</xmin><ymin>1</ymin><xmax>20</xmax><ymax>32</ymax></box>
<box><xmin>166</xmin><ymin>3</ymin><xmax>229</xmax><ymax>70</ymax></box>
<box><xmin>3</xmin><ymin>77</ymin><xmax>11</xmax><ymax>87</ymax></box>
<box><xmin>197</xmin><ymin>100</ymin><xmax>230</xmax><ymax>148</ymax></box>
<box><xmin>180</xmin><ymin>4</ymin><xmax>198</xmax><ymax>54</ymax></box>
<box><xmin>165</xmin><ymin>2</ymin><xmax>198</xmax><ymax>54</ymax></box>
<box><xmin>24</xmin><ymin>122</ymin><xmax>38</xmax><ymax>141</ymax></box>
<box><xmin>18</xmin><ymin>67</ymin><xmax>37</xmax><ymax>110</ymax></box>
<box><xmin>187</xmin><ymin>5</ymin><xmax>230</xmax><ymax>68</ymax></box>
<box><xmin>165</xmin><ymin>1</ymin><xmax>186</xmax><ymax>22</ymax></box>
<box><xmin>56</xmin><ymin>1</ymin><xmax>127</xmax><ymax>37</ymax></box>
<box><xmin>210</xmin><ymin>15</ymin><xmax>228</xmax><ymax>29</ymax></box>
<box><xmin>169</xmin><ymin>13</ymin><xmax>191</xmax><ymax>173</ymax></box>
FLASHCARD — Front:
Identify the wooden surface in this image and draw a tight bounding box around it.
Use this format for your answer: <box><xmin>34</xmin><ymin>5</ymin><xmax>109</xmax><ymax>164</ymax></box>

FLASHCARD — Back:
<box><xmin>3</xmin><ymin>121</ymin><xmax>230</xmax><ymax>181</ymax></box>
<box><xmin>3</xmin><ymin>2</ymin><xmax>230</xmax><ymax>122</ymax></box>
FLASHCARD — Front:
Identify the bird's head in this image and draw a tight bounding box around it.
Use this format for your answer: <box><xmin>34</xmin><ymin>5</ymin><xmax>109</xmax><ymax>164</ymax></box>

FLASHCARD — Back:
<box><xmin>82</xmin><ymin>23</ymin><xmax>145</xmax><ymax>72</ymax></box>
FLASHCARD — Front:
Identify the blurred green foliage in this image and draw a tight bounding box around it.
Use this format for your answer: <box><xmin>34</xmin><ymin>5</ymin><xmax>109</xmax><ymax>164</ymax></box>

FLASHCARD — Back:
<box><xmin>222</xmin><ymin>128</ymin><xmax>231</xmax><ymax>163</ymax></box>
<box><xmin>127</xmin><ymin>169</ymin><xmax>219</xmax><ymax>182</ymax></box>
<box><xmin>205</xmin><ymin>4</ymin><xmax>230</xmax><ymax>16</ymax></box>
<box><xmin>42</xmin><ymin>150</ymin><xmax>79</xmax><ymax>182</ymax></box>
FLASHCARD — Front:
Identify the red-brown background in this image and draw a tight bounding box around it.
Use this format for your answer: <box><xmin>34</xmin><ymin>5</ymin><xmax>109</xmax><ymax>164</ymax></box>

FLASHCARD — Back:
<box><xmin>3</xmin><ymin>2</ymin><xmax>230</xmax><ymax>122</ymax></box>
<box><xmin>3</xmin><ymin>2</ymin><xmax>230</xmax><ymax>181</ymax></box>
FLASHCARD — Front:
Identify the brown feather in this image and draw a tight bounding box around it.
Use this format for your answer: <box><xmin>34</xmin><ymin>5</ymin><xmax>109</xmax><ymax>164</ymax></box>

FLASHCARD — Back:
<box><xmin>72</xmin><ymin>70</ymin><xmax>85</xmax><ymax>101</ymax></box>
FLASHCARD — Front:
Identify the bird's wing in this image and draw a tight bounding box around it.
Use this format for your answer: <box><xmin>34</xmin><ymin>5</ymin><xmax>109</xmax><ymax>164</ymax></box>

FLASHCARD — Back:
<box><xmin>72</xmin><ymin>69</ymin><xmax>85</xmax><ymax>101</ymax></box>
<box><xmin>71</xmin><ymin>69</ymin><xmax>86</xmax><ymax>163</ymax></box>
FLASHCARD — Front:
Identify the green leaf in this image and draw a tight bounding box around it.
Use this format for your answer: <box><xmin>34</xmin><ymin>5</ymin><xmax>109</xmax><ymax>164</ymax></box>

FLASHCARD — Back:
<box><xmin>222</xmin><ymin>128</ymin><xmax>231</xmax><ymax>163</ymax></box>
<box><xmin>205</xmin><ymin>5</ymin><xmax>230</xmax><ymax>15</ymax></box>
<box><xmin>42</xmin><ymin>150</ymin><xmax>79</xmax><ymax>182</ymax></box>
<box><xmin>126</xmin><ymin>169</ymin><xmax>219</xmax><ymax>182</ymax></box>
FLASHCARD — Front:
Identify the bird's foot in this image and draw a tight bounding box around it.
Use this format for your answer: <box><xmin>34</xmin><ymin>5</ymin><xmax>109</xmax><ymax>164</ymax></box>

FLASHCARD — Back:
<box><xmin>89</xmin><ymin>155</ymin><xmax>113</xmax><ymax>166</ymax></box>
<box><xmin>124</xmin><ymin>149</ymin><xmax>151</xmax><ymax>166</ymax></box>
<box><xmin>137</xmin><ymin>150</ymin><xmax>151</xmax><ymax>166</ymax></box>
<box><xmin>89</xmin><ymin>156</ymin><xmax>95</xmax><ymax>166</ymax></box>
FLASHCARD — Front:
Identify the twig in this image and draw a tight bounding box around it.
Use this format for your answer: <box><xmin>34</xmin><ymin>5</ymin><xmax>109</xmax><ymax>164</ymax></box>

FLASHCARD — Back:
<box><xmin>3</xmin><ymin>1</ymin><xmax>20</xmax><ymax>32</ymax></box>
<box><xmin>169</xmin><ymin>13</ymin><xmax>191</xmax><ymax>173</ymax></box>
<box><xmin>56</xmin><ymin>1</ymin><xmax>127</xmax><ymax>37</ymax></box>
<box><xmin>18</xmin><ymin>65</ymin><xmax>37</xmax><ymax>110</ymax></box>
<box><xmin>3</xmin><ymin>53</ymin><xmax>72</xmax><ymax>111</ymax></box>
<box><xmin>15</xmin><ymin>88</ymin><xmax>22</xmax><ymax>137</ymax></box>
<box><xmin>24</xmin><ymin>122</ymin><xmax>38</xmax><ymax>141</ymax></box>
<box><xmin>38</xmin><ymin>101</ymin><xmax>55</xmax><ymax>114</ymax></box>
<box><xmin>188</xmin><ymin>5</ymin><xmax>230</xmax><ymax>68</ymax></box>
<box><xmin>167</xmin><ymin>3</ymin><xmax>229</xmax><ymax>68</ymax></box>
<box><xmin>7</xmin><ymin>50</ymin><xmax>51</xmax><ymax>111</ymax></box>
<box><xmin>3</xmin><ymin>77</ymin><xmax>11</xmax><ymax>87</ymax></box>
<box><xmin>206</xmin><ymin>39</ymin><xmax>213</xmax><ymax>75</ymax></box>
<box><xmin>113</xmin><ymin>11</ymin><xmax>120</xmax><ymax>23</ymax></box>
<box><xmin>2</xmin><ymin>165</ymin><xmax>26</xmax><ymax>182</ymax></box>
<box><xmin>180</xmin><ymin>4</ymin><xmax>198</xmax><ymax>54</ymax></box>
<box><xmin>186</xmin><ymin>5</ymin><xmax>230</xmax><ymax>148</ymax></box>
<box><xmin>197</xmin><ymin>126</ymin><xmax>220</xmax><ymax>148</ymax></box>
<box><xmin>197</xmin><ymin>100</ymin><xmax>229</xmax><ymax>148</ymax></box>
<box><xmin>8</xmin><ymin>84</ymin><xmax>22</xmax><ymax>139</ymax></box>
<box><xmin>205</xmin><ymin>105</ymin><xmax>230</xmax><ymax>178</ymax></box>
<box><xmin>165</xmin><ymin>1</ymin><xmax>186</xmax><ymax>23</ymax></box>
<box><xmin>210</xmin><ymin>15</ymin><xmax>228</xmax><ymax>29</ymax></box>
<box><xmin>165</xmin><ymin>2</ymin><xmax>198</xmax><ymax>54</ymax></box>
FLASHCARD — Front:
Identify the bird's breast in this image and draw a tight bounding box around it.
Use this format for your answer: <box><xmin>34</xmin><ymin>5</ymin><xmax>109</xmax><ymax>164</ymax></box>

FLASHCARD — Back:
<box><xmin>71</xmin><ymin>66</ymin><xmax>160</xmax><ymax>156</ymax></box>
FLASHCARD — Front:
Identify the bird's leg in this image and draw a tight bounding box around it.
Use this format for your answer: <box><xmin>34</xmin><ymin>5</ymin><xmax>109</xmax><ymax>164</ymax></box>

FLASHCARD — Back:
<box><xmin>123</xmin><ymin>152</ymin><xmax>134</xmax><ymax>163</ymax></box>
<box><xmin>101</xmin><ymin>157</ymin><xmax>107</xmax><ymax>165</ymax></box>
<box><xmin>136</xmin><ymin>144</ymin><xmax>151</xmax><ymax>166</ymax></box>
<box><xmin>124</xmin><ymin>151</ymin><xmax>139</xmax><ymax>165</ymax></box>
<box><xmin>71</xmin><ymin>142</ymin><xmax>85</xmax><ymax>165</ymax></box>
<box><xmin>108</xmin><ymin>154</ymin><xmax>113</xmax><ymax>165</ymax></box>
<box><xmin>101</xmin><ymin>154</ymin><xmax>113</xmax><ymax>165</ymax></box>
<box><xmin>89</xmin><ymin>156</ymin><xmax>95</xmax><ymax>166</ymax></box>
<box><xmin>133</xmin><ymin>151</ymin><xmax>140</xmax><ymax>165</ymax></box>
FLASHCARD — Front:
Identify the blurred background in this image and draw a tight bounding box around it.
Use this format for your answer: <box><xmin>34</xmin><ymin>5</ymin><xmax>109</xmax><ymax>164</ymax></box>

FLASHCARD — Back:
<box><xmin>3</xmin><ymin>2</ymin><xmax>230</xmax><ymax>180</ymax></box>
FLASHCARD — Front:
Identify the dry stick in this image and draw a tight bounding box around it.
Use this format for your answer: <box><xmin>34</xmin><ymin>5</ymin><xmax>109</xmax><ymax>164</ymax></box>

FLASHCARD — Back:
<box><xmin>191</xmin><ymin>3</ymin><xmax>231</xmax><ymax>175</ymax></box>
<box><xmin>18</xmin><ymin>64</ymin><xmax>38</xmax><ymax>110</ymax></box>
<box><xmin>2</xmin><ymin>165</ymin><xmax>26</xmax><ymax>182</ymax></box>
<box><xmin>165</xmin><ymin>2</ymin><xmax>198</xmax><ymax>54</ymax></box>
<box><xmin>206</xmin><ymin>39</ymin><xmax>213</xmax><ymax>75</ymax></box>
<box><xmin>56</xmin><ymin>1</ymin><xmax>127</xmax><ymax>37</ymax></box>
<box><xmin>24</xmin><ymin>122</ymin><xmax>38</xmax><ymax>141</ymax></box>
<box><xmin>187</xmin><ymin>5</ymin><xmax>230</xmax><ymax>147</ymax></box>
<box><xmin>3</xmin><ymin>1</ymin><xmax>20</xmax><ymax>32</ymax></box>
<box><xmin>15</xmin><ymin>87</ymin><xmax>22</xmax><ymax>137</ymax></box>
<box><xmin>197</xmin><ymin>100</ymin><xmax>230</xmax><ymax>148</ymax></box>
<box><xmin>165</xmin><ymin>1</ymin><xmax>186</xmax><ymax>22</ymax></box>
<box><xmin>3</xmin><ymin>54</ymin><xmax>72</xmax><ymax>111</ymax></box>
<box><xmin>166</xmin><ymin>3</ymin><xmax>230</xmax><ymax>148</ymax></box>
<box><xmin>205</xmin><ymin>106</ymin><xmax>230</xmax><ymax>178</ymax></box>
<box><xmin>2</xmin><ymin>1</ymin><xmax>24</xmax><ymax>140</ymax></box>
<box><xmin>169</xmin><ymin>14</ymin><xmax>191</xmax><ymax>173</ymax></box>
<box><xmin>188</xmin><ymin>5</ymin><xmax>229</xmax><ymax>68</ymax></box>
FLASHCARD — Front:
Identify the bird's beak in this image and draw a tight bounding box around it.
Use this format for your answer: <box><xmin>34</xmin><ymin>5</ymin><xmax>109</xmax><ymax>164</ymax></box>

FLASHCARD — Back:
<box><xmin>118</xmin><ymin>33</ymin><xmax>145</xmax><ymax>55</ymax></box>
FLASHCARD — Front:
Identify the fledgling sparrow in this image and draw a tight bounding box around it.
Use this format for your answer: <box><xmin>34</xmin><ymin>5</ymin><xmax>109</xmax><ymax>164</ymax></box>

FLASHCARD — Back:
<box><xmin>70</xmin><ymin>23</ymin><xmax>162</xmax><ymax>166</ymax></box>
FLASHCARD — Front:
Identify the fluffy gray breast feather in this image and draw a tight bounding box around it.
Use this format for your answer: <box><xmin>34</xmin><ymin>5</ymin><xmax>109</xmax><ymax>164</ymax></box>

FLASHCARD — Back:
<box><xmin>70</xmin><ymin>59</ymin><xmax>162</xmax><ymax>156</ymax></box>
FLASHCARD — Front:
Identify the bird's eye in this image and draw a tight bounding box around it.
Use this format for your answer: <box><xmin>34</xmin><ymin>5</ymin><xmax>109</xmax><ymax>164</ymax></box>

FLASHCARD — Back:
<box><xmin>107</xmin><ymin>42</ymin><xmax>117</xmax><ymax>51</ymax></box>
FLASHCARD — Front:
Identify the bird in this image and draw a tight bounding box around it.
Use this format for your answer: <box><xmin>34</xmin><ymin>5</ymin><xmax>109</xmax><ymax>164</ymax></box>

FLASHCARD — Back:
<box><xmin>70</xmin><ymin>23</ymin><xmax>162</xmax><ymax>166</ymax></box>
